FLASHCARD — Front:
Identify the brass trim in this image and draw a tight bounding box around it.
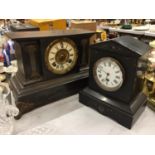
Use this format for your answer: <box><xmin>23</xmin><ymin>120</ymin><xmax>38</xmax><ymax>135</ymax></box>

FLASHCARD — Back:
<box><xmin>45</xmin><ymin>38</ymin><xmax>78</xmax><ymax>75</ymax></box>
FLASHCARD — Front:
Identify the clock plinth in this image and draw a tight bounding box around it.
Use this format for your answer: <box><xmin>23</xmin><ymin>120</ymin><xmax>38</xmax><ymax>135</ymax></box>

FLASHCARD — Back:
<box><xmin>10</xmin><ymin>70</ymin><xmax>88</xmax><ymax>119</ymax></box>
<box><xmin>79</xmin><ymin>87</ymin><xmax>146</xmax><ymax>129</ymax></box>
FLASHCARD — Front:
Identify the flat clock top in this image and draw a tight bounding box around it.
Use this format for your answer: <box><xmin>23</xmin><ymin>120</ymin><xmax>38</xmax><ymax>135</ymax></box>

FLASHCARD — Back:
<box><xmin>5</xmin><ymin>29</ymin><xmax>95</xmax><ymax>40</ymax></box>
<box><xmin>93</xmin><ymin>57</ymin><xmax>124</xmax><ymax>92</ymax></box>
<box><xmin>45</xmin><ymin>38</ymin><xmax>78</xmax><ymax>74</ymax></box>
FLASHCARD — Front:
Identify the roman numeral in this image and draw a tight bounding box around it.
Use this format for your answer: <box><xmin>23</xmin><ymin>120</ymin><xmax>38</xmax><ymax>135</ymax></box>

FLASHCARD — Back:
<box><xmin>115</xmin><ymin>70</ymin><xmax>120</xmax><ymax>73</ymax></box>
<box><xmin>51</xmin><ymin>52</ymin><xmax>56</xmax><ymax>55</ymax></box>
<box><xmin>99</xmin><ymin>74</ymin><xmax>102</xmax><ymax>78</ymax></box>
<box><xmin>65</xmin><ymin>63</ymin><xmax>69</xmax><ymax>66</ymax></box>
<box><xmin>55</xmin><ymin>46</ymin><xmax>59</xmax><ymax>51</ymax></box>
<box><xmin>56</xmin><ymin>63</ymin><xmax>63</xmax><ymax>69</ymax></box>
<box><xmin>60</xmin><ymin>42</ymin><xmax>63</xmax><ymax>48</ymax></box>
<box><xmin>114</xmin><ymin>79</ymin><xmax>118</xmax><ymax>84</ymax></box>
<box><xmin>116</xmin><ymin>75</ymin><xmax>120</xmax><ymax>79</ymax></box>
<box><xmin>97</xmin><ymin>70</ymin><xmax>101</xmax><ymax>74</ymax></box>
<box><xmin>50</xmin><ymin>58</ymin><xmax>54</xmax><ymax>61</ymax></box>
<box><xmin>108</xmin><ymin>62</ymin><xmax>111</xmax><ymax>67</ymax></box>
<box><xmin>68</xmin><ymin>48</ymin><xmax>72</xmax><ymax>52</ymax></box>
<box><xmin>60</xmin><ymin>64</ymin><xmax>64</xmax><ymax>69</ymax></box>
<box><xmin>111</xmin><ymin>82</ymin><xmax>114</xmax><ymax>85</ymax></box>
<box><xmin>101</xmin><ymin>79</ymin><xmax>105</xmax><ymax>82</ymax></box>
<box><xmin>98</xmin><ymin>65</ymin><xmax>103</xmax><ymax>70</ymax></box>
<box><xmin>65</xmin><ymin>44</ymin><xmax>68</xmax><ymax>49</ymax></box>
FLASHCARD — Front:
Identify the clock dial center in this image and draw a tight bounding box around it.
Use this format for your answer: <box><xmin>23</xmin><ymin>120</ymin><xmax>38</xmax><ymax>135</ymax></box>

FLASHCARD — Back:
<box><xmin>55</xmin><ymin>49</ymin><xmax>69</xmax><ymax>64</ymax></box>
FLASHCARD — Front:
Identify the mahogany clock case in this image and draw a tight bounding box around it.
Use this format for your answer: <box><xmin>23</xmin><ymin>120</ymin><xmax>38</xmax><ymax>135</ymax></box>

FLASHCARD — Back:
<box><xmin>79</xmin><ymin>36</ymin><xmax>150</xmax><ymax>129</ymax></box>
<box><xmin>6</xmin><ymin>29</ymin><xmax>95</xmax><ymax>118</ymax></box>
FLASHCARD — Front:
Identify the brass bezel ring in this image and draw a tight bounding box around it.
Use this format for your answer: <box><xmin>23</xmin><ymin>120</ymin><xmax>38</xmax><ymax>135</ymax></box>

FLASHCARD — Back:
<box><xmin>45</xmin><ymin>38</ymin><xmax>78</xmax><ymax>75</ymax></box>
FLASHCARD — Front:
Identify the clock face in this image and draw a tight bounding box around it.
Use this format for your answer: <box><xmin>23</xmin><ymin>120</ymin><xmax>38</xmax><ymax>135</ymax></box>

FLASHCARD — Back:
<box><xmin>93</xmin><ymin>57</ymin><xmax>124</xmax><ymax>92</ymax></box>
<box><xmin>45</xmin><ymin>38</ymin><xmax>78</xmax><ymax>74</ymax></box>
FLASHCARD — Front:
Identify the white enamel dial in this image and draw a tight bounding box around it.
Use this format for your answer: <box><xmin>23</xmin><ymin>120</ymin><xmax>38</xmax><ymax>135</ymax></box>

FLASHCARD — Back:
<box><xmin>45</xmin><ymin>38</ymin><xmax>78</xmax><ymax>74</ymax></box>
<box><xmin>93</xmin><ymin>57</ymin><xmax>124</xmax><ymax>91</ymax></box>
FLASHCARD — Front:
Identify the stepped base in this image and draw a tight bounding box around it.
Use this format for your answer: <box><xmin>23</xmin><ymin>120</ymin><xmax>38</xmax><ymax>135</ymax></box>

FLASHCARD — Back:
<box><xmin>10</xmin><ymin>71</ymin><xmax>88</xmax><ymax>119</ymax></box>
<box><xmin>79</xmin><ymin>87</ymin><xmax>147</xmax><ymax>129</ymax></box>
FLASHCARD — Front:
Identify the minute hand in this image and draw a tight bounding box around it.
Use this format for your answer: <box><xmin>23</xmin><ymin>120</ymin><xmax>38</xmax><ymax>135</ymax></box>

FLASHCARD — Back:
<box><xmin>102</xmin><ymin>70</ymin><xmax>108</xmax><ymax>74</ymax></box>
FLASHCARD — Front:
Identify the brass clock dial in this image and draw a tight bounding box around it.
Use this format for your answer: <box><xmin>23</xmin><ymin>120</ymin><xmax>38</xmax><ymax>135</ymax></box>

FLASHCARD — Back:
<box><xmin>45</xmin><ymin>38</ymin><xmax>78</xmax><ymax>74</ymax></box>
<box><xmin>93</xmin><ymin>57</ymin><xmax>124</xmax><ymax>92</ymax></box>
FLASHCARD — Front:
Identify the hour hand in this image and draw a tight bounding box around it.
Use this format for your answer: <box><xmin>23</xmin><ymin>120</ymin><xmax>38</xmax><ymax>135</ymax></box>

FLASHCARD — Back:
<box><xmin>105</xmin><ymin>78</ymin><xmax>109</xmax><ymax>84</ymax></box>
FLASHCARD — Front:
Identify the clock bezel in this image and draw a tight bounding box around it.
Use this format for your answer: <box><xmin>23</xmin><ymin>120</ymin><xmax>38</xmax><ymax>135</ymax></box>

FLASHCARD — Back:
<box><xmin>93</xmin><ymin>57</ymin><xmax>125</xmax><ymax>92</ymax></box>
<box><xmin>45</xmin><ymin>38</ymin><xmax>78</xmax><ymax>75</ymax></box>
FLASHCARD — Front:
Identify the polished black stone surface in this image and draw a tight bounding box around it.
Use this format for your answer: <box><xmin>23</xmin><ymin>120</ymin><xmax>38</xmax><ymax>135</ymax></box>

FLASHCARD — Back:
<box><xmin>79</xmin><ymin>87</ymin><xmax>147</xmax><ymax>129</ymax></box>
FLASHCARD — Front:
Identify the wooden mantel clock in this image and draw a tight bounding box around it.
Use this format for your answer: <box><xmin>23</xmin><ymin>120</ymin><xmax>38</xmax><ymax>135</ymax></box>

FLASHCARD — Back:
<box><xmin>79</xmin><ymin>36</ymin><xmax>150</xmax><ymax>129</ymax></box>
<box><xmin>6</xmin><ymin>29</ymin><xmax>95</xmax><ymax>118</ymax></box>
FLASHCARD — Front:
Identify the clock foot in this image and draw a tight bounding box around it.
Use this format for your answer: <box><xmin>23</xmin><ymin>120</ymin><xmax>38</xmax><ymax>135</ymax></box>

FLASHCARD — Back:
<box><xmin>79</xmin><ymin>87</ymin><xmax>147</xmax><ymax>129</ymax></box>
<box><xmin>14</xmin><ymin>101</ymin><xmax>36</xmax><ymax>119</ymax></box>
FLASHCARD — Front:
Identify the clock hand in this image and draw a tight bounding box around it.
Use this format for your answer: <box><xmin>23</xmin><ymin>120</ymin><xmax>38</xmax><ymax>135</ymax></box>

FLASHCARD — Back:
<box><xmin>105</xmin><ymin>72</ymin><xmax>110</xmax><ymax>85</ymax></box>
<box><xmin>106</xmin><ymin>78</ymin><xmax>109</xmax><ymax>82</ymax></box>
<box><xmin>102</xmin><ymin>70</ymin><xmax>107</xmax><ymax>74</ymax></box>
<box><xmin>104</xmin><ymin>71</ymin><xmax>110</xmax><ymax>79</ymax></box>
<box><xmin>105</xmin><ymin>73</ymin><xmax>110</xmax><ymax>84</ymax></box>
<box><xmin>102</xmin><ymin>68</ymin><xmax>110</xmax><ymax>76</ymax></box>
<box><xmin>106</xmin><ymin>78</ymin><xmax>109</xmax><ymax>85</ymax></box>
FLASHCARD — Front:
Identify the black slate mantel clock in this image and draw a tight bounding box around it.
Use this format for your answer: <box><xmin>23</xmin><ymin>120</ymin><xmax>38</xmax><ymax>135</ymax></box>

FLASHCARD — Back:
<box><xmin>6</xmin><ymin>29</ymin><xmax>95</xmax><ymax>118</ymax></box>
<box><xmin>79</xmin><ymin>36</ymin><xmax>150</xmax><ymax>129</ymax></box>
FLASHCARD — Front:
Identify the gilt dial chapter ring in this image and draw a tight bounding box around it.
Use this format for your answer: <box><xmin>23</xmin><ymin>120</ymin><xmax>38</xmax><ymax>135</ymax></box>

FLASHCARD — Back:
<box><xmin>45</xmin><ymin>38</ymin><xmax>78</xmax><ymax>74</ymax></box>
